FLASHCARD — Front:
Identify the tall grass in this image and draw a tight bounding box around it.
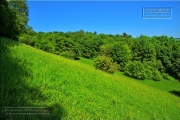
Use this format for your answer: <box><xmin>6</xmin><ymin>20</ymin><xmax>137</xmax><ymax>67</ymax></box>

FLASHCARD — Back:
<box><xmin>1</xmin><ymin>38</ymin><xmax>180</xmax><ymax>119</ymax></box>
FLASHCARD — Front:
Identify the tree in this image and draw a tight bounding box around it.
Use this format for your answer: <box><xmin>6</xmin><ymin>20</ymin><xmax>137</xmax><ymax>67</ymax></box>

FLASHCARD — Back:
<box><xmin>151</xmin><ymin>36</ymin><xmax>174</xmax><ymax>73</ymax></box>
<box><xmin>111</xmin><ymin>42</ymin><xmax>132</xmax><ymax>70</ymax></box>
<box><xmin>81</xmin><ymin>33</ymin><xmax>102</xmax><ymax>58</ymax></box>
<box><xmin>100</xmin><ymin>44</ymin><xmax>113</xmax><ymax>57</ymax></box>
<box><xmin>124</xmin><ymin>61</ymin><xmax>146</xmax><ymax>80</ymax></box>
<box><xmin>0</xmin><ymin>0</ymin><xmax>19</xmax><ymax>39</ymax></box>
<box><xmin>8</xmin><ymin>0</ymin><xmax>29</xmax><ymax>34</ymax></box>
<box><xmin>19</xmin><ymin>26</ymin><xmax>36</xmax><ymax>45</ymax></box>
<box><xmin>132</xmin><ymin>37</ymin><xmax>156</xmax><ymax>62</ymax></box>
<box><xmin>170</xmin><ymin>59</ymin><xmax>180</xmax><ymax>80</ymax></box>
<box><xmin>122</xmin><ymin>32</ymin><xmax>132</xmax><ymax>38</ymax></box>
<box><xmin>171</xmin><ymin>42</ymin><xmax>180</xmax><ymax>80</ymax></box>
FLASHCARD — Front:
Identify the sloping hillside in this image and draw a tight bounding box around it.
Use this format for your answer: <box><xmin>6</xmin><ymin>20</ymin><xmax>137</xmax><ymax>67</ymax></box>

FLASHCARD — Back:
<box><xmin>0</xmin><ymin>38</ymin><xmax>180</xmax><ymax>120</ymax></box>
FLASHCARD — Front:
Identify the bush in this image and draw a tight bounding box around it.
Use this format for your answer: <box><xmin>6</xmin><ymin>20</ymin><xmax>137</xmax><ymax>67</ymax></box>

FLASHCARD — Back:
<box><xmin>144</xmin><ymin>69</ymin><xmax>153</xmax><ymax>79</ymax></box>
<box><xmin>152</xmin><ymin>70</ymin><xmax>163</xmax><ymax>81</ymax></box>
<box><xmin>124</xmin><ymin>61</ymin><xmax>146</xmax><ymax>80</ymax></box>
<box><xmin>60</xmin><ymin>51</ymin><xmax>79</xmax><ymax>60</ymax></box>
<box><xmin>162</xmin><ymin>73</ymin><xmax>175</xmax><ymax>81</ymax></box>
<box><xmin>94</xmin><ymin>56</ymin><xmax>118</xmax><ymax>74</ymax></box>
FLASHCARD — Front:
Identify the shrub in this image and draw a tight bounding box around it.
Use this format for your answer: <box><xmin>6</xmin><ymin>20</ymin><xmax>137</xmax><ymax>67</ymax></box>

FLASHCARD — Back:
<box><xmin>162</xmin><ymin>73</ymin><xmax>175</xmax><ymax>81</ymax></box>
<box><xmin>19</xmin><ymin>34</ymin><xmax>36</xmax><ymax>46</ymax></box>
<box><xmin>124</xmin><ymin>61</ymin><xmax>146</xmax><ymax>80</ymax></box>
<box><xmin>152</xmin><ymin>70</ymin><xmax>163</xmax><ymax>81</ymax></box>
<box><xmin>156</xmin><ymin>60</ymin><xmax>164</xmax><ymax>72</ymax></box>
<box><xmin>60</xmin><ymin>51</ymin><xmax>78</xmax><ymax>60</ymax></box>
<box><xmin>94</xmin><ymin>56</ymin><xmax>118</xmax><ymax>74</ymax></box>
<box><xmin>144</xmin><ymin>69</ymin><xmax>153</xmax><ymax>79</ymax></box>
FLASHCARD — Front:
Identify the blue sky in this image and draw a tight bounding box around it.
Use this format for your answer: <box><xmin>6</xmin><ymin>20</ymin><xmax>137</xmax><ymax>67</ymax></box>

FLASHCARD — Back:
<box><xmin>27</xmin><ymin>1</ymin><xmax>180</xmax><ymax>38</ymax></box>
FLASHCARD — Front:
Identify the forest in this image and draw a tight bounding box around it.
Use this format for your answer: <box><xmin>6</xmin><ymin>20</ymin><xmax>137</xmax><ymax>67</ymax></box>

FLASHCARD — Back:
<box><xmin>18</xmin><ymin>30</ymin><xmax>180</xmax><ymax>81</ymax></box>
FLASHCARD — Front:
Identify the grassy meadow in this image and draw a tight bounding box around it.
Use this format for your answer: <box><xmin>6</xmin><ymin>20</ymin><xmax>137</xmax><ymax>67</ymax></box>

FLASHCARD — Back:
<box><xmin>0</xmin><ymin>38</ymin><xmax>180</xmax><ymax>120</ymax></box>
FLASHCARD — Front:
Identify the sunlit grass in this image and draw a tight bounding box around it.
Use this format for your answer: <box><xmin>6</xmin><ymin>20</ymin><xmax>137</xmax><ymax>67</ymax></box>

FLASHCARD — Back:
<box><xmin>1</xmin><ymin>38</ymin><xmax>180</xmax><ymax>120</ymax></box>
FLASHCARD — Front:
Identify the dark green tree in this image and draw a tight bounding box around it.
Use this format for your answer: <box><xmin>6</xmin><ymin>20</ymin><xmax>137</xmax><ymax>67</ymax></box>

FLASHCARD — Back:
<box><xmin>122</xmin><ymin>32</ymin><xmax>132</xmax><ymax>38</ymax></box>
<box><xmin>124</xmin><ymin>61</ymin><xmax>146</xmax><ymax>80</ymax></box>
<box><xmin>0</xmin><ymin>0</ymin><xmax>19</xmax><ymax>39</ymax></box>
<box><xmin>111</xmin><ymin>42</ymin><xmax>132</xmax><ymax>70</ymax></box>
<box><xmin>8</xmin><ymin>0</ymin><xmax>29</xmax><ymax>34</ymax></box>
<box><xmin>171</xmin><ymin>41</ymin><xmax>180</xmax><ymax>80</ymax></box>
<box><xmin>151</xmin><ymin>36</ymin><xmax>174</xmax><ymax>73</ymax></box>
<box><xmin>81</xmin><ymin>32</ymin><xmax>102</xmax><ymax>58</ymax></box>
<box><xmin>132</xmin><ymin>36</ymin><xmax>156</xmax><ymax>62</ymax></box>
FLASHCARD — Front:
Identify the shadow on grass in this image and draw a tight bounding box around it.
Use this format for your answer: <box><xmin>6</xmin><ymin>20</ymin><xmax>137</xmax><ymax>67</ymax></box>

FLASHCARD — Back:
<box><xmin>0</xmin><ymin>38</ymin><xmax>66</xmax><ymax>120</ymax></box>
<box><xmin>170</xmin><ymin>90</ymin><xmax>180</xmax><ymax>97</ymax></box>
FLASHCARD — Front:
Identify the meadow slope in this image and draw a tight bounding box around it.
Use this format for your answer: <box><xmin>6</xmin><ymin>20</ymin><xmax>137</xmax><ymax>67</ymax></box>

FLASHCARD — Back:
<box><xmin>0</xmin><ymin>38</ymin><xmax>180</xmax><ymax>120</ymax></box>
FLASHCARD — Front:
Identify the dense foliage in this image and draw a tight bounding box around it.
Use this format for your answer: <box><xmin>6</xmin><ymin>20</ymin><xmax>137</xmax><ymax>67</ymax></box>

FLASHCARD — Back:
<box><xmin>124</xmin><ymin>61</ymin><xmax>146</xmax><ymax>80</ymax></box>
<box><xmin>8</xmin><ymin>0</ymin><xmax>29</xmax><ymax>34</ymax></box>
<box><xmin>0</xmin><ymin>0</ymin><xmax>179</xmax><ymax>81</ymax></box>
<box><xmin>19</xmin><ymin>31</ymin><xmax>179</xmax><ymax>81</ymax></box>
<box><xmin>94</xmin><ymin>56</ymin><xmax>118</xmax><ymax>74</ymax></box>
<box><xmin>111</xmin><ymin>42</ymin><xmax>132</xmax><ymax>70</ymax></box>
<box><xmin>0</xmin><ymin>0</ymin><xmax>19</xmax><ymax>40</ymax></box>
<box><xmin>0</xmin><ymin>0</ymin><xmax>28</xmax><ymax>40</ymax></box>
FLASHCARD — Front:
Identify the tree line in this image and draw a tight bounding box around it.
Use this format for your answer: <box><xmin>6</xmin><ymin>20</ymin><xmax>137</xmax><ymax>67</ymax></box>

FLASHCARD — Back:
<box><xmin>19</xmin><ymin>30</ymin><xmax>180</xmax><ymax>81</ymax></box>
<box><xmin>0</xmin><ymin>0</ymin><xmax>179</xmax><ymax>81</ymax></box>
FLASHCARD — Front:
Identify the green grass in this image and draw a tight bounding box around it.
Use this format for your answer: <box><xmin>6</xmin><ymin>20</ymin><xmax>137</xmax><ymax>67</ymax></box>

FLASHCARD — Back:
<box><xmin>81</xmin><ymin>58</ymin><xmax>180</xmax><ymax>93</ymax></box>
<box><xmin>115</xmin><ymin>71</ymin><xmax>180</xmax><ymax>92</ymax></box>
<box><xmin>1</xmin><ymin>38</ymin><xmax>180</xmax><ymax>120</ymax></box>
<box><xmin>79</xmin><ymin>57</ymin><xmax>95</xmax><ymax>66</ymax></box>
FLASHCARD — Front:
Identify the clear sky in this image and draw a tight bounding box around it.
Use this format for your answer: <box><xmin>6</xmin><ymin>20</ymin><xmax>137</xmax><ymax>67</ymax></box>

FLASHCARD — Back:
<box><xmin>27</xmin><ymin>1</ymin><xmax>180</xmax><ymax>38</ymax></box>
